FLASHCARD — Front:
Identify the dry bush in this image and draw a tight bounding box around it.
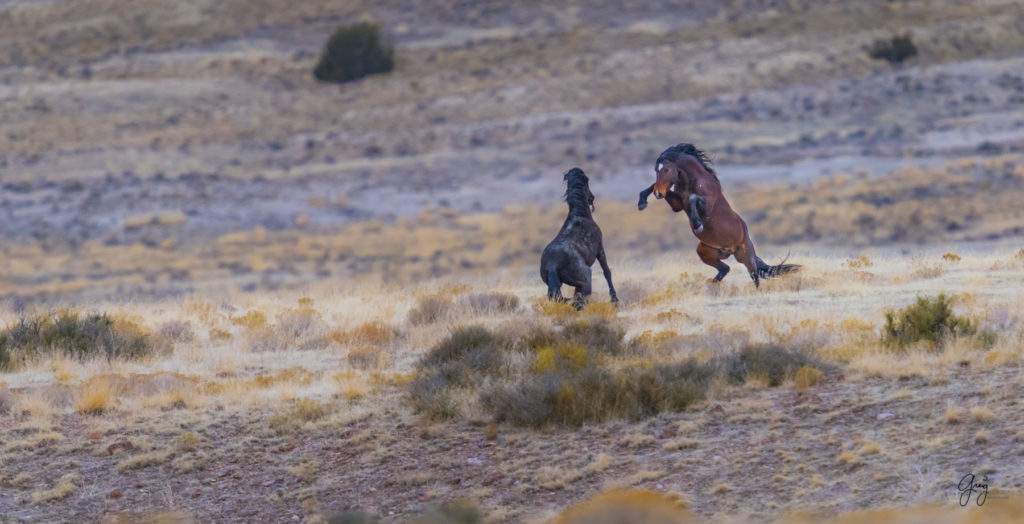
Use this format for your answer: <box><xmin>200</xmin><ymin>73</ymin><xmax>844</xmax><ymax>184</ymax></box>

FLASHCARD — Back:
<box><xmin>331</xmin><ymin>321</ymin><xmax>398</xmax><ymax>346</ymax></box>
<box><xmin>230</xmin><ymin>310</ymin><xmax>267</xmax><ymax>330</ymax></box>
<box><xmin>275</xmin><ymin>306</ymin><xmax>327</xmax><ymax>340</ymax></box>
<box><xmin>156</xmin><ymin>321</ymin><xmax>194</xmax><ymax>343</ymax></box>
<box><xmin>348</xmin><ymin>346</ymin><xmax>385</xmax><ymax>371</ymax></box>
<box><xmin>722</xmin><ymin>344</ymin><xmax>837</xmax><ymax>387</ymax></box>
<box><xmin>554</xmin><ymin>489</ymin><xmax>694</xmax><ymax>524</ymax></box>
<box><xmin>76</xmin><ymin>378</ymin><xmax>117</xmax><ymax>414</ymax></box>
<box><xmin>0</xmin><ymin>310</ymin><xmax>167</xmax><ymax>370</ymax></box>
<box><xmin>408</xmin><ymin>296</ymin><xmax>456</xmax><ymax>325</ymax></box>
<box><xmin>793</xmin><ymin>366</ymin><xmax>825</xmax><ymax>391</ymax></box>
<box><xmin>463</xmin><ymin>292</ymin><xmax>519</xmax><ymax>313</ymax></box>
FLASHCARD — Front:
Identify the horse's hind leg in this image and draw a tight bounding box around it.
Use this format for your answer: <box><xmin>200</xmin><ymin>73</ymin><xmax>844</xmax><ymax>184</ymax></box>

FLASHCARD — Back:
<box><xmin>571</xmin><ymin>268</ymin><xmax>593</xmax><ymax>311</ymax></box>
<box><xmin>546</xmin><ymin>267</ymin><xmax>567</xmax><ymax>303</ymax></box>
<box><xmin>697</xmin><ymin>242</ymin><xmax>730</xmax><ymax>282</ymax></box>
<box><xmin>734</xmin><ymin>233</ymin><xmax>760</xmax><ymax>288</ymax></box>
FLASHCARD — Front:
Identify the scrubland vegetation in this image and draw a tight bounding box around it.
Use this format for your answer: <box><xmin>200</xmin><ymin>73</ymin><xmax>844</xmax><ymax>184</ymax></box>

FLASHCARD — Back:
<box><xmin>2</xmin><ymin>0</ymin><xmax>1024</xmax><ymax>521</ymax></box>
<box><xmin>3</xmin><ymin>250</ymin><xmax>1024</xmax><ymax>521</ymax></box>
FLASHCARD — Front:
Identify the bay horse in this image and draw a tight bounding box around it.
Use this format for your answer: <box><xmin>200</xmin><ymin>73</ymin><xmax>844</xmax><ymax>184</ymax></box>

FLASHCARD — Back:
<box><xmin>541</xmin><ymin>168</ymin><xmax>618</xmax><ymax>310</ymax></box>
<box><xmin>637</xmin><ymin>144</ymin><xmax>798</xmax><ymax>287</ymax></box>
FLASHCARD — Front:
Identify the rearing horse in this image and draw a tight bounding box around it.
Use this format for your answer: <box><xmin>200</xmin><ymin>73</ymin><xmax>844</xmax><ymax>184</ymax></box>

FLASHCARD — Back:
<box><xmin>541</xmin><ymin>168</ymin><xmax>618</xmax><ymax>310</ymax></box>
<box><xmin>638</xmin><ymin>143</ymin><xmax>798</xmax><ymax>287</ymax></box>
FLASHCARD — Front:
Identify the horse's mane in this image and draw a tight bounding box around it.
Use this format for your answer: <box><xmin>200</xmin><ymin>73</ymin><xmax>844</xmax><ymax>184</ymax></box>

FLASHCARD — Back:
<box><xmin>563</xmin><ymin>167</ymin><xmax>593</xmax><ymax>216</ymax></box>
<box><xmin>656</xmin><ymin>143</ymin><xmax>716</xmax><ymax>179</ymax></box>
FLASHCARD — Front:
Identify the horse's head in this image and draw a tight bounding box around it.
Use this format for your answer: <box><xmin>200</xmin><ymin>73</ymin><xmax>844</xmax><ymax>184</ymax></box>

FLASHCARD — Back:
<box><xmin>651</xmin><ymin>159</ymin><xmax>680</xmax><ymax>200</ymax></box>
<box><xmin>564</xmin><ymin>167</ymin><xmax>595</xmax><ymax>212</ymax></box>
<box><xmin>651</xmin><ymin>143</ymin><xmax>713</xmax><ymax>199</ymax></box>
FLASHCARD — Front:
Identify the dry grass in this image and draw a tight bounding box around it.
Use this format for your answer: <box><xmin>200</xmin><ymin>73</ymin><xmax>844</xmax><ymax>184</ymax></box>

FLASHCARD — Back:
<box><xmin>31</xmin><ymin>474</ymin><xmax>81</xmax><ymax>503</ymax></box>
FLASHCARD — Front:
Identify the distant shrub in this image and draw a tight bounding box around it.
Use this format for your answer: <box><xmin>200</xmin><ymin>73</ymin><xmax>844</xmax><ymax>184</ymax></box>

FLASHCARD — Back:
<box><xmin>883</xmin><ymin>294</ymin><xmax>977</xmax><ymax>348</ymax></box>
<box><xmin>463</xmin><ymin>292</ymin><xmax>519</xmax><ymax>313</ymax></box>
<box><xmin>868</xmin><ymin>34</ymin><xmax>917</xmax><ymax>64</ymax></box>
<box><xmin>0</xmin><ymin>311</ymin><xmax>166</xmax><ymax>370</ymax></box>
<box><xmin>314</xmin><ymin>23</ymin><xmax>394</xmax><ymax>84</ymax></box>
<box><xmin>408</xmin><ymin>296</ymin><xmax>456</xmax><ymax>326</ymax></box>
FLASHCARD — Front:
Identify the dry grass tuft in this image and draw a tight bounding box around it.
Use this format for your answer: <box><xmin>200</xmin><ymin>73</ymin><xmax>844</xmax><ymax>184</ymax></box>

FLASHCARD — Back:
<box><xmin>945</xmin><ymin>405</ymin><xmax>964</xmax><ymax>424</ymax></box>
<box><xmin>31</xmin><ymin>473</ymin><xmax>81</xmax><ymax>503</ymax></box>
<box><xmin>331</xmin><ymin>321</ymin><xmax>397</xmax><ymax>346</ymax></box>
<box><xmin>76</xmin><ymin>377</ymin><xmax>117</xmax><ymax>414</ymax></box>
<box><xmin>554</xmin><ymin>489</ymin><xmax>693</xmax><ymax>524</ymax></box>
<box><xmin>970</xmin><ymin>406</ymin><xmax>995</xmax><ymax>422</ymax></box>
<box><xmin>793</xmin><ymin>366</ymin><xmax>825</xmax><ymax>391</ymax></box>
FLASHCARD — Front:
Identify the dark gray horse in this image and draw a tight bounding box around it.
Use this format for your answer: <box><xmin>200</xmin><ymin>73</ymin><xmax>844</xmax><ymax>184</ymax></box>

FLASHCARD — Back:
<box><xmin>540</xmin><ymin>168</ymin><xmax>618</xmax><ymax>310</ymax></box>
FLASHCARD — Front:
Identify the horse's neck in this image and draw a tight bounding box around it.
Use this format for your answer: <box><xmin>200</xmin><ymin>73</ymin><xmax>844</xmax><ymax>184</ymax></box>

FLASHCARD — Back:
<box><xmin>565</xmin><ymin>188</ymin><xmax>592</xmax><ymax>219</ymax></box>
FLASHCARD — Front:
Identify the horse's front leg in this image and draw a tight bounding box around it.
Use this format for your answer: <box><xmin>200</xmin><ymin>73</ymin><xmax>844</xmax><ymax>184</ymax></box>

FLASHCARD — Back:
<box><xmin>637</xmin><ymin>184</ymin><xmax>655</xmax><ymax>211</ymax></box>
<box><xmin>688</xmin><ymin>194</ymin><xmax>709</xmax><ymax>233</ymax></box>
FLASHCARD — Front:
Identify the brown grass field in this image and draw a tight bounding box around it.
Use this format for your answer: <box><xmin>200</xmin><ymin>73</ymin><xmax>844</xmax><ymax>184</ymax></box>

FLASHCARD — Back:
<box><xmin>2</xmin><ymin>0</ymin><xmax>1024</xmax><ymax>522</ymax></box>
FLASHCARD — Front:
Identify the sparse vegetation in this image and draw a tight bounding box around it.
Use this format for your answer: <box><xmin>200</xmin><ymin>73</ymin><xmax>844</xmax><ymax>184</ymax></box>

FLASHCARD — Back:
<box><xmin>314</xmin><ymin>23</ymin><xmax>395</xmax><ymax>84</ymax></box>
<box><xmin>408</xmin><ymin>296</ymin><xmax>457</xmax><ymax>325</ymax></box>
<box><xmin>0</xmin><ymin>311</ymin><xmax>165</xmax><ymax>370</ymax></box>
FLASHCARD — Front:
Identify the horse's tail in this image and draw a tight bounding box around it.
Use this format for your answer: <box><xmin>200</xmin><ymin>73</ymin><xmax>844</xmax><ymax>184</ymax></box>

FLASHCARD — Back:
<box><xmin>755</xmin><ymin>254</ymin><xmax>801</xmax><ymax>279</ymax></box>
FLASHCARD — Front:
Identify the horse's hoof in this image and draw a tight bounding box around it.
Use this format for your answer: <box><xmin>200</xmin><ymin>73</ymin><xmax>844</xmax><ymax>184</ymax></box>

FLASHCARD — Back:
<box><xmin>638</xmin><ymin>201</ymin><xmax>647</xmax><ymax>211</ymax></box>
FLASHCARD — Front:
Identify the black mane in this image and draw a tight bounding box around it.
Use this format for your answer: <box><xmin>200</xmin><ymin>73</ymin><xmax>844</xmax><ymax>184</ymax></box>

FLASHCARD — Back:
<box><xmin>656</xmin><ymin>143</ymin><xmax>716</xmax><ymax>177</ymax></box>
<box><xmin>563</xmin><ymin>167</ymin><xmax>593</xmax><ymax>216</ymax></box>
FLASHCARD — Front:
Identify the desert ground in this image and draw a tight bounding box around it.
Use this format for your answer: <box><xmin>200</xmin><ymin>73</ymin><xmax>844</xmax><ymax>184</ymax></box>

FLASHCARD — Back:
<box><xmin>2</xmin><ymin>0</ymin><xmax>1024</xmax><ymax>522</ymax></box>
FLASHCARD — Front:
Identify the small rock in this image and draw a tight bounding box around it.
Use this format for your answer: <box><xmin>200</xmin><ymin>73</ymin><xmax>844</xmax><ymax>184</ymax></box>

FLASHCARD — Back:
<box><xmin>877</xmin><ymin>412</ymin><xmax>894</xmax><ymax>421</ymax></box>
<box><xmin>467</xmin><ymin>457</ymin><xmax>482</xmax><ymax>465</ymax></box>
<box><xmin>108</xmin><ymin>490</ymin><xmax>122</xmax><ymax>499</ymax></box>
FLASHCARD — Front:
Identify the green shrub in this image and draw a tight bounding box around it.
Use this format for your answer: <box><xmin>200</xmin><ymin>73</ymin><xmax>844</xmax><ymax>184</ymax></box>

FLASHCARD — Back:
<box><xmin>314</xmin><ymin>23</ymin><xmax>394</xmax><ymax>84</ymax></box>
<box><xmin>883</xmin><ymin>294</ymin><xmax>977</xmax><ymax>348</ymax></box>
<box><xmin>722</xmin><ymin>344</ymin><xmax>833</xmax><ymax>386</ymax></box>
<box><xmin>0</xmin><ymin>311</ymin><xmax>165</xmax><ymax>370</ymax></box>
<box><xmin>867</xmin><ymin>34</ymin><xmax>917</xmax><ymax>64</ymax></box>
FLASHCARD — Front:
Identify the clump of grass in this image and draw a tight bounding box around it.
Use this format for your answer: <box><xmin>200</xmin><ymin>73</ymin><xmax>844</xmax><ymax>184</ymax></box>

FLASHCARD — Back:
<box><xmin>793</xmin><ymin>366</ymin><xmax>825</xmax><ymax>391</ymax></box>
<box><xmin>867</xmin><ymin>34</ymin><xmax>917</xmax><ymax>64</ymax></box>
<box><xmin>269</xmin><ymin>398</ymin><xmax>330</xmax><ymax>432</ymax></box>
<box><xmin>76</xmin><ymin>377</ymin><xmax>117</xmax><ymax>415</ymax></box>
<box><xmin>332</xmin><ymin>321</ymin><xmax>398</xmax><ymax>346</ymax></box>
<box><xmin>0</xmin><ymin>311</ymin><xmax>166</xmax><ymax>370</ymax></box>
<box><xmin>882</xmin><ymin>294</ymin><xmax>980</xmax><ymax>349</ymax></box>
<box><xmin>347</xmin><ymin>346</ymin><xmax>385</xmax><ymax>371</ymax></box>
<box><xmin>463</xmin><ymin>292</ymin><xmax>519</xmax><ymax>313</ymax></box>
<box><xmin>314</xmin><ymin>23</ymin><xmax>395</xmax><ymax>84</ymax></box>
<box><xmin>31</xmin><ymin>473</ymin><xmax>81</xmax><ymax>503</ymax></box>
<box><xmin>408</xmin><ymin>296</ymin><xmax>456</xmax><ymax>325</ymax></box>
